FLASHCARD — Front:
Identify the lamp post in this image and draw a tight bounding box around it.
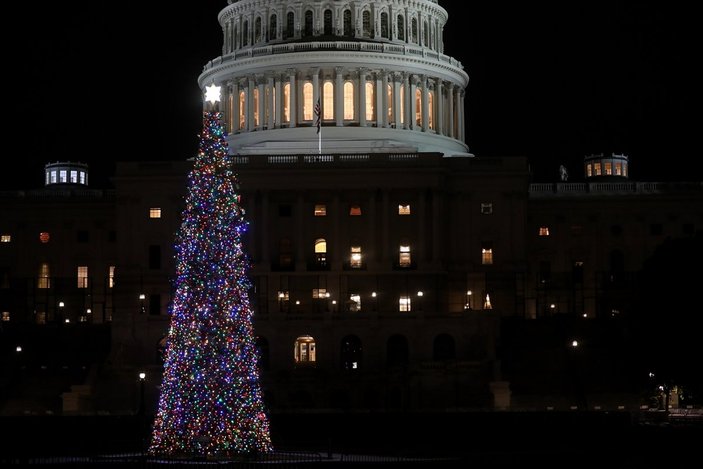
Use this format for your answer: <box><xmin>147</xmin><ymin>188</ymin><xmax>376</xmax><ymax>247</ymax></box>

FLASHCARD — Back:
<box><xmin>464</xmin><ymin>290</ymin><xmax>473</xmax><ymax>310</ymax></box>
<box><xmin>138</xmin><ymin>372</ymin><xmax>146</xmax><ymax>415</ymax></box>
<box><xmin>138</xmin><ymin>371</ymin><xmax>147</xmax><ymax>453</ymax></box>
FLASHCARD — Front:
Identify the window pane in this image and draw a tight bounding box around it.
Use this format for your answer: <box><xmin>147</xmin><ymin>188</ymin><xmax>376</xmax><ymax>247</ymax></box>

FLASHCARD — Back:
<box><xmin>149</xmin><ymin>208</ymin><xmax>162</xmax><ymax>219</ymax></box>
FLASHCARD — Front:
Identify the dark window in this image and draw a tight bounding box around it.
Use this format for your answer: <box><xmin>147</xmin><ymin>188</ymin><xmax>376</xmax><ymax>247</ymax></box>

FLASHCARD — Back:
<box><xmin>343</xmin><ymin>10</ymin><xmax>352</xmax><ymax>37</ymax></box>
<box><xmin>610</xmin><ymin>225</ymin><xmax>623</xmax><ymax>236</ymax></box>
<box><xmin>269</xmin><ymin>14</ymin><xmax>277</xmax><ymax>41</ymax></box>
<box><xmin>397</xmin><ymin>15</ymin><xmax>405</xmax><ymax>41</ymax></box>
<box><xmin>304</xmin><ymin>11</ymin><xmax>313</xmax><ymax>37</ymax></box>
<box><xmin>149</xmin><ymin>245</ymin><xmax>162</xmax><ymax>270</ymax></box>
<box><xmin>650</xmin><ymin>223</ymin><xmax>663</xmax><ymax>236</ymax></box>
<box><xmin>539</xmin><ymin>261</ymin><xmax>551</xmax><ymax>283</ymax></box>
<box><xmin>381</xmin><ymin>12</ymin><xmax>389</xmax><ymax>39</ymax></box>
<box><xmin>386</xmin><ymin>334</ymin><xmax>408</xmax><ymax>368</ymax></box>
<box><xmin>341</xmin><ymin>335</ymin><xmax>362</xmax><ymax>370</ymax></box>
<box><xmin>279</xmin><ymin>204</ymin><xmax>292</xmax><ymax>217</ymax></box>
<box><xmin>76</xmin><ymin>230</ymin><xmax>89</xmax><ymax>243</ymax></box>
<box><xmin>243</xmin><ymin>20</ymin><xmax>249</xmax><ymax>46</ymax></box>
<box><xmin>433</xmin><ymin>334</ymin><xmax>456</xmax><ymax>361</ymax></box>
<box><xmin>573</xmin><ymin>262</ymin><xmax>584</xmax><ymax>284</ymax></box>
<box><xmin>149</xmin><ymin>294</ymin><xmax>161</xmax><ymax>316</ymax></box>
<box><xmin>286</xmin><ymin>12</ymin><xmax>295</xmax><ymax>39</ymax></box>
<box><xmin>324</xmin><ymin>9</ymin><xmax>333</xmax><ymax>35</ymax></box>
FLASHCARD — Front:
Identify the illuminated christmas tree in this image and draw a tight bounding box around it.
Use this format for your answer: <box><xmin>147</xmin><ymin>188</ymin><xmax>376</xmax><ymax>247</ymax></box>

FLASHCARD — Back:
<box><xmin>149</xmin><ymin>86</ymin><xmax>272</xmax><ymax>458</ymax></box>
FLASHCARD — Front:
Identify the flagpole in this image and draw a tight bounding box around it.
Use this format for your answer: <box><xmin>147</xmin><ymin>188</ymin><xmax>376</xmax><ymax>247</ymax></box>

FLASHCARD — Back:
<box><xmin>318</xmin><ymin>126</ymin><xmax>322</xmax><ymax>155</ymax></box>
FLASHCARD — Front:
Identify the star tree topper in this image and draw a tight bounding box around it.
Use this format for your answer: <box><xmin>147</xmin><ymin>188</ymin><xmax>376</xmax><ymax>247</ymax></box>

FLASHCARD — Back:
<box><xmin>205</xmin><ymin>83</ymin><xmax>221</xmax><ymax>104</ymax></box>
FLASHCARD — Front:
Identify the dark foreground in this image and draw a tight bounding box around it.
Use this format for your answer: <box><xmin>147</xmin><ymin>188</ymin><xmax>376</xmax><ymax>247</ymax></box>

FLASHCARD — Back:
<box><xmin>1</xmin><ymin>410</ymin><xmax>699</xmax><ymax>467</ymax></box>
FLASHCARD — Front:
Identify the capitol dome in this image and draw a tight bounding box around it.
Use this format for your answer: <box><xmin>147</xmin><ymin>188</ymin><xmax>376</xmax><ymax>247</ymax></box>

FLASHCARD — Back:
<box><xmin>198</xmin><ymin>0</ymin><xmax>470</xmax><ymax>157</ymax></box>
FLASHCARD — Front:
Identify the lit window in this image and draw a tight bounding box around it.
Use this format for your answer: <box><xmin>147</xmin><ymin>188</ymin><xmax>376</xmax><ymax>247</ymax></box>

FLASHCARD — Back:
<box><xmin>615</xmin><ymin>163</ymin><xmax>622</xmax><ymax>176</ymax></box>
<box><xmin>350</xmin><ymin>246</ymin><xmax>362</xmax><ymax>268</ymax></box>
<box><xmin>415</xmin><ymin>88</ymin><xmax>422</xmax><ymax>126</ymax></box>
<box><xmin>1</xmin><ymin>235</ymin><xmax>10</xmax><ymax>243</ymax></box>
<box><xmin>400</xmin><ymin>84</ymin><xmax>405</xmax><ymax>125</ymax></box>
<box><xmin>314</xmin><ymin>238</ymin><xmax>327</xmax><ymax>266</ymax></box>
<box><xmin>604</xmin><ymin>162</ymin><xmax>612</xmax><ymax>175</ymax></box>
<box><xmin>79</xmin><ymin>172</ymin><xmax>86</xmax><ymax>184</ymax></box>
<box><xmin>312</xmin><ymin>288</ymin><xmax>328</xmax><ymax>299</ymax></box>
<box><xmin>482</xmin><ymin>243</ymin><xmax>493</xmax><ymax>265</ymax></box>
<box><xmin>348</xmin><ymin>294</ymin><xmax>361</xmax><ymax>312</ymax></box>
<box><xmin>39</xmin><ymin>232</ymin><xmax>50</xmax><ymax>243</ymax></box>
<box><xmin>50</xmin><ymin>171</ymin><xmax>57</xmax><ymax>184</ymax></box>
<box><xmin>399</xmin><ymin>296</ymin><xmax>412</xmax><ymax>312</ymax></box>
<box><xmin>1</xmin><ymin>311</ymin><xmax>9</xmax><ymax>322</ymax></box>
<box><xmin>294</xmin><ymin>335</ymin><xmax>316</xmax><ymax>364</ymax></box>
<box><xmin>539</xmin><ymin>227</ymin><xmax>550</xmax><ymax>237</ymax></box>
<box><xmin>323</xmin><ymin>81</ymin><xmax>334</xmax><ymax>120</ymax></box>
<box><xmin>622</xmin><ymin>164</ymin><xmax>628</xmax><ymax>177</ymax></box>
<box><xmin>283</xmin><ymin>83</ymin><xmax>290</xmax><ymax>123</ymax></box>
<box><xmin>594</xmin><ymin>163</ymin><xmax>602</xmax><ymax>176</ymax></box>
<box><xmin>108</xmin><ymin>266</ymin><xmax>116</xmax><ymax>288</ymax></box>
<box><xmin>586</xmin><ymin>164</ymin><xmax>593</xmax><ymax>177</ymax></box>
<box><xmin>149</xmin><ymin>208</ymin><xmax>162</xmax><ymax>219</ymax></box>
<box><xmin>399</xmin><ymin>244</ymin><xmax>411</xmax><ymax>267</ymax></box>
<box><xmin>344</xmin><ymin>81</ymin><xmax>355</xmax><ymax>120</ymax></box>
<box><xmin>387</xmin><ymin>84</ymin><xmax>393</xmax><ymax>123</ymax></box>
<box><xmin>314</xmin><ymin>204</ymin><xmax>327</xmax><ymax>216</ymax></box>
<box><xmin>398</xmin><ymin>204</ymin><xmax>411</xmax><ymax>215</ymax></box>
<box><xmin>365</xmin><ymin>82</ymin><xmax>375</xmax><ymax>121</ymax></box>
<box><xmin>59</xmin><ymin>170</ymin><xmax>67</xmax><ymax>183</ymax></box>
<box><xmin>350</xmin><ymin>205</ymin><xmax>362</xmax><ymax>216</ymax></box>
<box><xmin>77</xmin><ymin>266</ymin><xmax>88</xmax><ymax>289</ymax></box>
<box><xmin>481</xmin><ymin>203</ymin><xmax>493</xmax><ymax>215</ymax></box>
<box><xmin>38</xmin><ymin>263</ymin><xmax>50</xmax><ymax>289</ymax></box>
<box><xmin>303</xmin><ymin>82</ymin><xmax>313</xmax><ymax>121</ymax></box>
<box><xmin>428</xmin><ymin>91</ymin><xmax>434</xmax><ymax>130</ymax></box>
<box><xmin>239</xmin><ymin>91</ymin><xmax>246</xmax><ymax>130</ymax></box>
<box><xmin>253</xmin><ymin>88</ymin><xmax>260</xmax><ymax>127</ymax></box>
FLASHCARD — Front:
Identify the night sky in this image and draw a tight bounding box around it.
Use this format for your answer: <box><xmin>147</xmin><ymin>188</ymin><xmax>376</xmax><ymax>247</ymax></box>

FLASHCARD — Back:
<box><xmin>4</xmin><ymin>1</ymin><xmax>697</xmax><ymax>189</ymax></box>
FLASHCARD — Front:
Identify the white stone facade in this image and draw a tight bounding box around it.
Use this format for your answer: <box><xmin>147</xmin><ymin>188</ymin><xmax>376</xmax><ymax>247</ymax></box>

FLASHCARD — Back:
<box><xmin>198</xmin><ymin>0</ymin><xmax>470</xmax><ymax>156</ymax></box>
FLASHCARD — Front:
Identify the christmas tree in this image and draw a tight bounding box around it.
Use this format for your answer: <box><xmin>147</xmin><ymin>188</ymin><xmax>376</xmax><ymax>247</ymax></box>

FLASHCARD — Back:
<box><xmin>149</xmin><ymin>99</ymin><xmax>272</xmax><ymax>458</ymax></box>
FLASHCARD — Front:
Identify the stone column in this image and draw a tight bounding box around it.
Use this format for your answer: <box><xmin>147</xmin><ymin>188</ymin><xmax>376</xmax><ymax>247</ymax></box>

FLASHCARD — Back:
<box><xmin>335</xmin><ymin>67</ymin><xmax>344</xmax><ymax>126</ymax></box>
<box><xmin>232</xmin><ymin>80</ymin><xmax>240</xmax><ymax>133</ymax></box>
<box><xmin>257</xmin><ymin>75</ymin><xmax>266</xmax><ymax>130</ymax></box>
<box><xmin>359</xmin><ymin>68</ymin><xmax>367</xmax><ymax>127</ymax></box>
<box><xmin>247</xmin><ymin>76</ymin><xmax>255</xmax><ymax>131</ymax></box>
<box><xmin>421</xmin><ymin>75</ymin><xmax>429</xmax><ymax>133</ymax></box>
<box><xmin>267</xmin><ymin>75</ymin><xmax>275</xmax><ymax>130</ymax></box>
<box><xmin>447</xmin><ymin>83</ymin><xmax>455</xmax><ymax>139</ymax></box>
<box><xmin>392</xmin><ymin>73</ymin><xmax>402</xmax><ymax>129</ymax></box>
<box><xmin>409</xmin><ymin>75</ymin><xmax>417</xmax><ymax>130</ymax></box>
<box><xmin>288</xmin><ymin>69</ymin><xmax>297</xmax><ymax>128</ymax></box>
<box><xmin>403</xmin><ymin>72</ymin><xmax>410</xmax><ymax>129</ymax></box>
<box><xmin>376</xmin><ymin>70</ymin><xmax>384</xmax><ymax>128</ymax></box>
<box><xmin>436</xmin><ymin>79</ymin><xmax>444</xmax><ymax>135</ymax></box>
<box><xmin>274</xmin><ymin>74</ymin><xmax>283</xmax><ymax>128</ymax></box>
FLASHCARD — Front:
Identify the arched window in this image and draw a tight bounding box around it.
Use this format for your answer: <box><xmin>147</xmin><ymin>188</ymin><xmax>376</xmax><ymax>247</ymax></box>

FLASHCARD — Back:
<box><xmin>255</xmin><ymin>17</ymin><xmax>262</xmax><ymax>43</ymax></box>
<box><xmin>286</xmin><ymin>12</ymin><xmax>295</xmax><ymax>39</ymax></box>
<box><xmin>433</xmin><ymin>334</ymin><xmax>456</xmax><ymax>361</ymax></box>
<box><xmin>428</xmin><ymin>90</ymin><xmax>434</xmax><ymax>130</ymax></box>
<box><xmin>381</xmin><ymin>12</ymin><xmax>389</xmax><ymax>39</ymax></box>
<box><xmin>341</xmin><ymin>335</ymin><xmax>362</xmax><ymax>370</ymax></box>
<box><xmin>411</xmin><ymin>18</ymin><xmax>418</xmax><ymax>43</ymax></box>
<box><xmin>343</xmin><ymin>10</ymin><xmax>352</xmax><ymax>37</ymax></box>
<box><xmin>256</xmin><ymin>336</ymin><xmax>270</xmax><ymax>370</ymax></box>
<box><xmin>243</xmin><ymin>20</ymin><xmax>249</xmax><ymax>46</ymax></box>
<box><xmin>233</xmin><ymin>25</ymin><xmax>238</xmax><ymax>49</ymax></box>
<box><xmin>269</xmin><ymin>14</ymin><xmax>277</xmax><ymax>41</ymax></box>
<box><xmin>283</xmin><ymin>83</ymin><xmax>290</xmax><ymax>123</ymax></box>
<box><xmin>387</xmin><ymin>335</ymin><xmax>409</xmax><ymax>368</ymax></box>
<box><xmin>314</xmin><ymin>238</ymin><xmax>327</xmax><ymax>267</ymax></box>
<box><xmin>365</xmin><ymin>82</ymin><xmax>375</xmax><ymax>122</ymax></box>
<box><xmin>323</xmin><ymin>81</ymin><xmax>334</xmax><ymax>120</ymax></box>
<box><xmin>344</xmin><ymin>81</ymin><xmax>355</xmax><ymax>120</ymax></box>
<box><xmin>304</xmin><ymin>10</ymin><xmax>313</xmax><ymax>37</ymax></box>
<box><xmin>387</xmin><ymin>83</ymin><xmax>393</xmax><ymax>124</ymax></box>
<box><xmin>415</xmin><ymin>88</ymin><xmax>422</xmax><ymax>127</ymax></box>
<box><xmin>324</xmin><ymin>9</ymin><xmax>333</xmax><ymax>35</ymax></box>
<box><xmin>362</xmin><ymin>10</ymin><xmax>372</xmax><ymax>38</ymax></box>
<box><xmin>239</xmin><ymin>91</ymin><xmax>246</xmax><ymax>129</ymax></box>
<box><xmin>397</xmin><ymin>15</ymin><xmax>405</xmax><ymax>41</ymax></box>
<box><xmin>294</xmin><ymin>335</ymin><xmax>316</xmax><ymax>364</ymax></box>
<box><xmin>423</xmin><ymin>21</ymin><xmax>429</xmax><ymax>46</ymax></box>
<box><xmin>303</xmin><ymin>82</ymin><xmax>314</xmax><ymax>121</ymax></box>
<box><xmin>253</xmin><ymin>88</ymin><xmax>260</xmax><ymax>127</ymax></box>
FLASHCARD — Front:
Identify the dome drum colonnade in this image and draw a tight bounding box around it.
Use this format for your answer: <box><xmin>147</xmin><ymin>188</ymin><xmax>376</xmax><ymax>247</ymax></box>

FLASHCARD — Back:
<box><xmin>199</xmin><ymin>0</ymin><xmax>470</xmax><ymax>157</ymax></box>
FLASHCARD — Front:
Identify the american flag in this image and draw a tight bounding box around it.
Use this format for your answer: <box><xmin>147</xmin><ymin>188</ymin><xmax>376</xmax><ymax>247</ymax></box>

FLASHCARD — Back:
<box><xmin>314</xmin><ymin>97</ymin><xmax>321</xmax><ymax>134</ymax></box>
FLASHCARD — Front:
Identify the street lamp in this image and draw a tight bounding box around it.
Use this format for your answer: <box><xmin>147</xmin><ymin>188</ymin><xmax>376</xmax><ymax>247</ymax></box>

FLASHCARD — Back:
<box><xmin>138</xmin><ymin>372</ymin><xmax>146</xmax><ymax>416</ymax></box>
<box><xmin>464</xmin><ymin>290</ymin><xmax>473</xmax><ymax>310</ymax></box>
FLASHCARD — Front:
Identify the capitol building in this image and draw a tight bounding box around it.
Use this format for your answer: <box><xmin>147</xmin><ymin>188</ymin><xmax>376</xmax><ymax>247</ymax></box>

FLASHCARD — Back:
<box><xmin>1</xmin><ymin>0</ymin><xmax>701</xmax><ymax>416</ymax></box>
